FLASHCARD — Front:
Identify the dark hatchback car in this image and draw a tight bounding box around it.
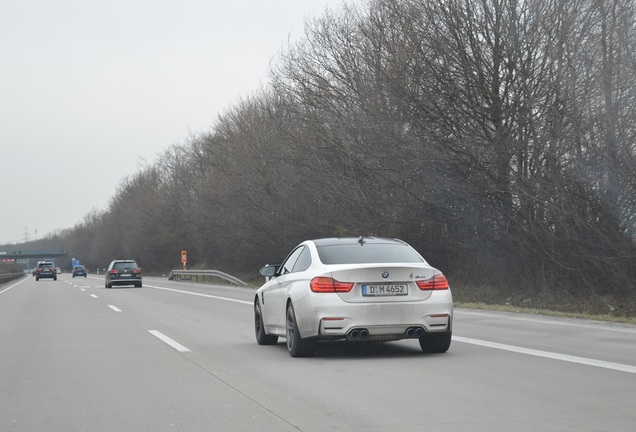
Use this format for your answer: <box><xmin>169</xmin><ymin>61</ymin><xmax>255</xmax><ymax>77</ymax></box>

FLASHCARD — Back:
<box><xmin>35</xmin><ymin>261</ymin><xmax>57</xmax><ymax>281</ymax></box>
<box><xmin>105</xmin><ymin>259</ymin><xmax>142</xmax><ymax>288</ymax></box>
<box><xmin>72</xmin><ymin>265</ymin><xmax>87</xmax><ymax>278</ymax></box>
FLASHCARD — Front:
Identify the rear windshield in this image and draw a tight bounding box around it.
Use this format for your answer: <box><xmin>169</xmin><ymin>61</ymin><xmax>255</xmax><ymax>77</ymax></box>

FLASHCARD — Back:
<box><xmin>39</xmin><ymin>263</ymin><xmax>54</xmax><ymax>268</ymax></box>
<box><xmin>75</xmin><ymin>266</ymin><xmax>85</xmax><ymax>270</ymax></box>
<box><xmin>316</xmin><ymin>243</ymin><xmax>426</xmax><ymax>265</ymax></box>
<box><xmin>114</xmin><ymin>262</ymin><xmax>138</xmax><ymax>271</ymax></box>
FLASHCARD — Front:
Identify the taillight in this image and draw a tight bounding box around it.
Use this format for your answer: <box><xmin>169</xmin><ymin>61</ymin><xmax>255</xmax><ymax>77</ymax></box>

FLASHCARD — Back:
<box><xmin>416</xmin><ymin>274</ymin><xmax>449</xmax><ymax>290</ymax></box>
<box><xmin>108</xmin><ymin>269</ymin><xmax>119</xmax><ymax>275</ymax></box>
<box><xmin>132</xmin><ymin>268</ymin><xmax>141</xmax><ymax>275</ymax></box>
<box><xmin>310</xmin><ymin>277</ymin><xmax>354</xmax><ymax>293</ymax></box>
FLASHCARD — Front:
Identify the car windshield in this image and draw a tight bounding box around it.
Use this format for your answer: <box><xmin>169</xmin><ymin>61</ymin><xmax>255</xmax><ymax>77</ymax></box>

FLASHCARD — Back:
<box><xmin>316</xmin><ymin>243</ymin><xmax>426</xmax><ymax>264</ymax></box>
<box><xmin>40</xmin><ymin>263</ymin><xmax>54</xmax><ymax>268</ymax></box>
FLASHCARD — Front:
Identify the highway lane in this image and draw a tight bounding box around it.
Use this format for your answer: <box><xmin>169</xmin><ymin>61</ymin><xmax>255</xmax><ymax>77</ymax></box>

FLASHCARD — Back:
<box><xmin>1</xmin><ymin>274</ymin><xmax>635</xmax><ymax>431</ymax></box>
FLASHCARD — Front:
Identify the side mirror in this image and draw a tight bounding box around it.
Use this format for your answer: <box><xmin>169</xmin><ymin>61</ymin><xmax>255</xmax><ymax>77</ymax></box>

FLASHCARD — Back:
<box><xmin>259</xmin><ymin>264</ymin><xmax>280</xmax><ymax>280</ymax></box>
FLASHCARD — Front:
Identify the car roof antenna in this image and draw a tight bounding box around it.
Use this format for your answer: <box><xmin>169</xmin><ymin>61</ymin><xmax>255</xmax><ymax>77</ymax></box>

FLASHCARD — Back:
<box><xmin>358</xmin><ymin>236</ymin><xmax>366</xmax><ymax>245</ymax></box>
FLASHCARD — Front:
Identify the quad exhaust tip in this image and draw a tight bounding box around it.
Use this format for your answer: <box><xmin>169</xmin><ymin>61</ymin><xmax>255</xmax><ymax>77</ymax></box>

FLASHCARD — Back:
<box><xmin>348</xmin><ymin>328</ymin><xmax>369</xmax><ymax>339</ymax></box>
<box><xmin>405</xmin><ymin>327</ymin><xmax>425</xmax><ymax>337</ymax></box>
<box><xmin>348</xmin><ymin>327</ymin><xmax>424</xmax><ymax>339</ymax></box>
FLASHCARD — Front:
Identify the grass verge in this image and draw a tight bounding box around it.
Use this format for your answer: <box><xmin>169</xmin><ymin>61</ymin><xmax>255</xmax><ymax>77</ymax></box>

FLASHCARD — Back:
<box><xmin>455</xmin><ymin>301</ymin><xmax>636</xmax><ymax>325</ymax></box>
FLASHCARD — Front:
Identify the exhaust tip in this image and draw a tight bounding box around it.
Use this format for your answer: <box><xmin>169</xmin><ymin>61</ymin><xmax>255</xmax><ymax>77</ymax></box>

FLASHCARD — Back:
<box><xmin>350</xmin><ymin>329</ymin><xmax>360</xmax><ymax>338</ymax></box>
<box><xmin>359</xmin><ymin>329</ymin><xmax>369</xmax><ymax>337</ymax></box>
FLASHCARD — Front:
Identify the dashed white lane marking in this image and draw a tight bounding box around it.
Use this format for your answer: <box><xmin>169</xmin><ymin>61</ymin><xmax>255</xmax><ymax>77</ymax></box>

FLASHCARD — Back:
<box><xmin>108</xmin><ymin>305</ymin><xmax>122</xmax><ymax>312</ymax></box>
<box><xmin>454</xmin><ymin>336</ymin><xmax>636</xmax><ymax>374</ymax></box>
<box><xmin>90</xmin><ymin>294</ymin><xmax>98</xmax><ymax>299</ymax></box>
<box><xmin>148</xmin><ymin>330</ymin><xmax>191</xmax><ymax>352</ymax></box>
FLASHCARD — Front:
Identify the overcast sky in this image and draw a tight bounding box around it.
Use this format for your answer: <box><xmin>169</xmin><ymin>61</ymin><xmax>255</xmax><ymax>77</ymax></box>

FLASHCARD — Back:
<box><xmin>0</xmin><ymin>0</ymin><xmax>348</xmax><ymax>245</ymax></box>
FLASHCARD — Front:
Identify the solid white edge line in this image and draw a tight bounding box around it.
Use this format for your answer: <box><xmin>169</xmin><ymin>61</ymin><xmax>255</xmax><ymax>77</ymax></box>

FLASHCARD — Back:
<box><xmin>0</xmin><ymin>275</ymin><xmax>29</xmax><ymax>294</ymax></box>
<box><xmin>455</xmin><ymin>309</ymin><xmax>636</xmax><ymax>334</ymax></box>
<box><xmin>108</xmin><ymin>305</ymin><xmax>122</xmax><ymax>312</ymax></box>
<box><xmin>144</xmin><ymin>284</ymin><xmax>252</xmax><ymax>305</ymax></box>
<box><xmin>453</xmin><ymin>336</ymin><xmax>636</xmax><ymax>374</ymax></box>
<box><xmin>148</xmin><ymin>330</ymin><xmax>191</xmax><ymax>352</ymax></box>
<box><xmin>145</xmin><ymin>284</ymin><xmax>636</xmax><ymax>373</ymax></box>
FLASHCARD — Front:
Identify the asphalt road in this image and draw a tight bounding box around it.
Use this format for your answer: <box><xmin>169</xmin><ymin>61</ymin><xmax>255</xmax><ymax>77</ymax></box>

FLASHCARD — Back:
<box><xmin>1</xmin><ymin>274</ymin><xmax>635</xmax><ymax>431</ymax></box>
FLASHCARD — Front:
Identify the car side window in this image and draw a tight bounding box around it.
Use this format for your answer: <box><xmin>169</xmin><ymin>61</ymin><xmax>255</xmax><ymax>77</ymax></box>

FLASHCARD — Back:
<box><xmin>279</xmin><ymin>246</ymin><xmax>305</xmax><ymax>275</ymax></box>
<box><xmin>291</xmin><ymin>247</ymin><xmax>312</xmax><ymax>273</ymax></box>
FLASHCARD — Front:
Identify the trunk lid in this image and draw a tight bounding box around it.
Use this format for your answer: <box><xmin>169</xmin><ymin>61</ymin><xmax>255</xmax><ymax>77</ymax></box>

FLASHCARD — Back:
<box><xmin>325</xmin><ymin>263</ymin><xmax>441</xmax><ymax>303</ymax></box>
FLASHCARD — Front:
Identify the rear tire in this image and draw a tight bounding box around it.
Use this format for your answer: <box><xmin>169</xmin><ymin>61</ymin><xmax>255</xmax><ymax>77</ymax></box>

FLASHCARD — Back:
<box><xmin>286</xmin><ymin>303</ymin><xmax>316</xmax><ymax>357</ymax></box>
<box><xmin>254</xmin><ymin>298</ymin><xmax>278</xmax><ymax>345</ymax></box>
<box><xmin>419</xmin><ymin>331</ymin><xmax>452</xmax><ymax>353</ymax></box>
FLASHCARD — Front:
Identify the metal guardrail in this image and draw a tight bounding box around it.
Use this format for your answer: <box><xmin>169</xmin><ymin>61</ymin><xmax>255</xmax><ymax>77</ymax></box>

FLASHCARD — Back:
<box><xmin>167</xmin><ymin>270</ymin><xmax>247</xmax><ymax>287</ymax></box>
<box><xmin>0</xmin><ymin>272</ymin><xmax>26</xmax><ymax>285</ymax></box>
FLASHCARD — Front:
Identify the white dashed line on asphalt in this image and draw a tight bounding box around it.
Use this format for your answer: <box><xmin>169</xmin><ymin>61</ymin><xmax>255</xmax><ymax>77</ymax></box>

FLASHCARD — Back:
<box><xmin>148</xmin><ymin>330</ymin><xmax>191</xmax><ymax>352</ymax></box>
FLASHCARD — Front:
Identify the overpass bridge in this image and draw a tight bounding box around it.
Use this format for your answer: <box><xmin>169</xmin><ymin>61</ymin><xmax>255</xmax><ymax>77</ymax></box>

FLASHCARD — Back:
<box><xmin>0</xmin><ymin>249</ymin><xmax>67</xmax><ymax>270</ymax></box>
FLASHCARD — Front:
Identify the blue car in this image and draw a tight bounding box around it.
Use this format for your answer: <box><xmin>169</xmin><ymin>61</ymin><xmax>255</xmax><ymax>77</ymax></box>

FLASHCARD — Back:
<box><xmin>72</xmin><ymin>265</ymin><xmax>87</xmax><ymax>278</ymax></box>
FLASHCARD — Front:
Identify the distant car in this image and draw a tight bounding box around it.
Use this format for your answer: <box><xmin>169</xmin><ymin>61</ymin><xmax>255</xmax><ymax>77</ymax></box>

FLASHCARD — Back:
<box><xmin>105</xmin><ymin>259</ymin><xmax>142</xmax><ymax>288</ymax></box>
<box><xmin>35</xmin><ymin>261</ymin><xmax>57</xmax><ymax>281</ymax></box>
<box><xmin>56</xmin><ymin>267</ymin><xmax>62</xmax><ymax>274</ymax></box>
<box><xmin>254</xmin><ymin>237</ymin><xmax>453</xmax><ymax>357</ymax></box>
<box><xmin>72</xmin><ymin>265</ymin><xmax>87</xmax><ymax>278</ymax></box>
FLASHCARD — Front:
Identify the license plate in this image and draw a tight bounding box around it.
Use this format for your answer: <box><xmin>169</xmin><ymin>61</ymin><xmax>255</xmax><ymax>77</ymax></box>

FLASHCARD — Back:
<box><xmin>362</xmin><ymin>284</ymin><xmax>408</xmax><ymax>296</ymax></box>
<box><xmin>121</xmin><ymin>273</ymin><xmax>131</xmax><ymax>277</ymax></box>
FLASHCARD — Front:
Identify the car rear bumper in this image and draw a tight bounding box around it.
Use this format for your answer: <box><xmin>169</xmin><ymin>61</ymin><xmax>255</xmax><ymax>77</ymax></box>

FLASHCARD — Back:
<box><xmin>295</xmin><ymin>291</ymin><xmax>453</xmax><ymax>340</ymax></box>
<box><xmin>108</xmin><ymin>277</ymin><xmax>142</xmax><ymax>286</ymax></box>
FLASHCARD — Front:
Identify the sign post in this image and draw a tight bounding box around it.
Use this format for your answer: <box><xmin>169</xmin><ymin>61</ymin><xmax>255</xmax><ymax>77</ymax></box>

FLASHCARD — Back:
<box><xmin>181</xmin><ymin>250</ymin><xmax>187</xmax><ymax>270</ymax></box>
